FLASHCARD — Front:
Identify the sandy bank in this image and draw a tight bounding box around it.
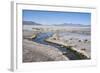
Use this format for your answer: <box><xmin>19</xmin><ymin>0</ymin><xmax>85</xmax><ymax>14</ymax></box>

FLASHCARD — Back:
<box><xmin>45</xmin><ymin>38</ymin><xmax>90</xmax><ymax>59</ymax></box>
<box><xmin>23</xmin><ymin>39</ymin><xmax>68</xmax><ymax>62</ymax></box>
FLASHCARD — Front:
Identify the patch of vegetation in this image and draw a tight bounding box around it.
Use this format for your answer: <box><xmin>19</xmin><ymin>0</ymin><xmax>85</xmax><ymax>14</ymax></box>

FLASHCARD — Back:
<box><xmin>81</xmin><ymin>48</ymin><xmax>86</xmax><ymax>51</ymax></box>
<box><xmin>84</xmin><ymin>39</ymin><xmax>88</xmax><ymax>43</ymax></box>
<box><xmin>78</xmin><ymin>40</ymin><xmax>81</xmax><ymax>42</ymax></box>
<box><xmin>70</xmin><ymin>38</ymin><xmax>72</xmax><ymax>40</ymax></box>
<box><xmin>31</xmin><ymin>35</ymin><xmax>37</xmax><ymax>40</ymax></box>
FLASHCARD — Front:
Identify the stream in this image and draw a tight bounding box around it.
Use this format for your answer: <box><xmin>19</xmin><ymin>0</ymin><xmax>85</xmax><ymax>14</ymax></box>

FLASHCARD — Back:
<box><xmin>32</xmin><ymin>32</ymin><xmax>85</xmax><ymax>60</ymax></box>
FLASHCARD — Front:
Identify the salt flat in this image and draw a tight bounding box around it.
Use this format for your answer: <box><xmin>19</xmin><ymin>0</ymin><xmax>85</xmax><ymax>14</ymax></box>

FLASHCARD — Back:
<box><xmin>23</xmin><ymin>25</ymin><xmax>91</xmax><ymax>61</ymax></box>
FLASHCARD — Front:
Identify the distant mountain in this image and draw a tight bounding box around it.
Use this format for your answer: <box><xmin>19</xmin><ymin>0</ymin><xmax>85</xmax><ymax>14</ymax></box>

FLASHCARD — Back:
<box><xmin>23</xmin><ymin>21</ymin><xmax>90</xmax><ymax>27</ymax></box>
<box><xmin>53</xmin><ymin>23</ymin><xmax>90</xmax><ymax>27</ymax></box>
<box><xmin>23</xmin><ymin>21</ymin><xmax>42</xmax><ymax>25</ymax></box>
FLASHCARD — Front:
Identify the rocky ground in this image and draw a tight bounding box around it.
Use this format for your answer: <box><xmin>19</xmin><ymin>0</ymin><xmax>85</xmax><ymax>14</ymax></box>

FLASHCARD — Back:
<box><xmin>23</xmin><ymin>30</ymin><xmax>68</xmax><ymax>62</ymax></box>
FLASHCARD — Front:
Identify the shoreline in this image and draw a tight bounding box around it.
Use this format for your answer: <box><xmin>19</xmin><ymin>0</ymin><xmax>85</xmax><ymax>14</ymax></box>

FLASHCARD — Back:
<box><xmin>45</xmin><ymin>37</ymin><xmax>90</xmax><ymax>59</ymax></box>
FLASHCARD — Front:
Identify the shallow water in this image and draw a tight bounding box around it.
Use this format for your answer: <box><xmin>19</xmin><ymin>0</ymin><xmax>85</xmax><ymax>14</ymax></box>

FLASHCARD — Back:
<box><xmin>32</xmin><ymin>32</ymin><xmax>87</xmax><ymax>60</ymax></box>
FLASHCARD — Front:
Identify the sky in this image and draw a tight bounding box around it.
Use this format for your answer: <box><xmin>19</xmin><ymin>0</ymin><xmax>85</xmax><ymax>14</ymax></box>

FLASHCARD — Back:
<box><xmin>23</xmin><ymin>10</ymin><xmax>91</xmax><ymax>25</ymax></box>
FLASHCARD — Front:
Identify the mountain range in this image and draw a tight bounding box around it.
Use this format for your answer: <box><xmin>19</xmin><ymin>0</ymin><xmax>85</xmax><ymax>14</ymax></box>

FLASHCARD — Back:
<box><xmin>23</xmin><ymin>21</ymin><xmax>41</xmax><ymax>25</ymax></box>
<box><xmin>23</xmin><ymin>21</ymin><xmax>90</xmax><ymax>27</ymax></box>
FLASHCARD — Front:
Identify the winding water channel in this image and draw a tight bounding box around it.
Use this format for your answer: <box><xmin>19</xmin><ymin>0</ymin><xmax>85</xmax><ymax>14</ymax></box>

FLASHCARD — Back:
<box><xmin>32</xmin><ymin>32</ymin><xmax>85</xmax><ymax>60</ymax></box>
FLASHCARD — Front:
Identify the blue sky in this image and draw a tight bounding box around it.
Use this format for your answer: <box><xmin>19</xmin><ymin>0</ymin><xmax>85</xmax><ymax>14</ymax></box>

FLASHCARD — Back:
<box><xmin>23</xmin><ymin>10</ymin><xmax>91</xmax><ymax>25</ymax></box>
